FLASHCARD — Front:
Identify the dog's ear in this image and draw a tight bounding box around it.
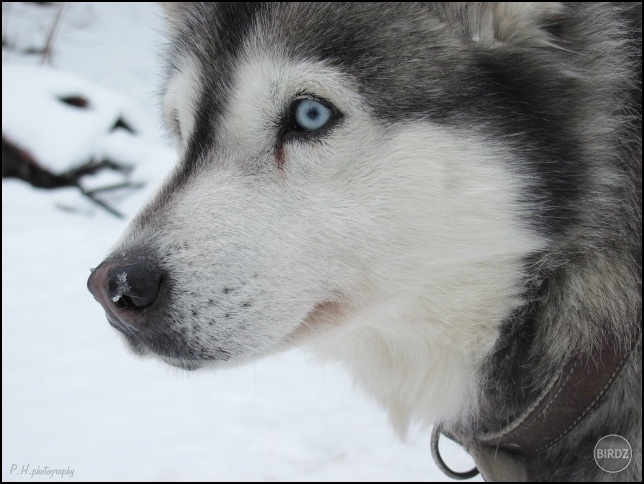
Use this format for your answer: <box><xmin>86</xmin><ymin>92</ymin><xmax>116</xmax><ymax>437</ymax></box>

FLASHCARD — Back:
<box><xmin>490</xmin><ymin>2</ymin><xmax>564</xmax><ymax>47</ymax></box>
<box><xmin>440</xmin><ymin>2</ymin><xmax>565</xmax><ymax>49</ymax></box>
<box><xmin>160</xmin><ymin>2</ymin><xmax>192</xmax><ymax>29</ymax></box>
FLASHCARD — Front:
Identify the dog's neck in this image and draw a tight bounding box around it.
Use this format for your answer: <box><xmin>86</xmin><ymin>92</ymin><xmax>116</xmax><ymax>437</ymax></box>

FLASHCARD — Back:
<box><xmin>448</xmin><ymin>267</ymin><xmax>642</xmax><ymax>481</ymax></box>
<box><xmin>317</xmin><ymin>255</ymin><xmax>641</xmax><ymax>481</ymax></box>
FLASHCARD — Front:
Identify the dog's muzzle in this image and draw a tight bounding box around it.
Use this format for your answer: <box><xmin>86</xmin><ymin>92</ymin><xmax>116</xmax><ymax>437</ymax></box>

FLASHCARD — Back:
<box><xmin>87</xmin><ymin>251</ymin><xmax>163</xmax><ymax>336</ymax></box>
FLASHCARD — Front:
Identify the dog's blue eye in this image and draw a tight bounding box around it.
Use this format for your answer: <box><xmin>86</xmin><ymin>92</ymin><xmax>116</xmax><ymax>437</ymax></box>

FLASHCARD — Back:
<box><xmin>293</xmin><ymin>99</ymin><xmax>333</xmax><ymax>132</ymax></box>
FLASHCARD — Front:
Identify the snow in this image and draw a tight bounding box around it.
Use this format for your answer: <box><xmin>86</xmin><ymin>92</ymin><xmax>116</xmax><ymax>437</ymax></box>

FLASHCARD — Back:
<box><xmin>2</xmin><ymin>3</ymin><xmax>479</xmax><ymax>481</ymax></box>
<box><xmin>2</xmin><ymin>64</ymin><xmax>153</xmax><ymax>172</ymax></box>
<box><xmin>111</xmin><ymin>273</ymin><xmax>129</xmax><ymax>303</ymax></box>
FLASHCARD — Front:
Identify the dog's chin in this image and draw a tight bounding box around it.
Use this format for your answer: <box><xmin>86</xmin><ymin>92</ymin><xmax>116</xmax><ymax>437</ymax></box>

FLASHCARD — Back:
<box><xmin>117</xmin><ymin>333</ymin><xmax>203</xmax><ymax>371</ymax></box>
<box><xmin>120</xmin><ymin>332</ymin><xmax>149</xmax><ymax>356</ymax></box>
<box><xmin>160</xmin><ymin>357</ymin><xmax>203</xmax><ymax>371</ymax></box>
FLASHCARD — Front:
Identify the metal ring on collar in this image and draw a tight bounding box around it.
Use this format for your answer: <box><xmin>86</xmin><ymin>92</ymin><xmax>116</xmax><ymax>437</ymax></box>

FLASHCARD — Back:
<box><xmin>431</xmin><ymin>427</ymin><xmax>480</xmax><ymax>480</ymax></box>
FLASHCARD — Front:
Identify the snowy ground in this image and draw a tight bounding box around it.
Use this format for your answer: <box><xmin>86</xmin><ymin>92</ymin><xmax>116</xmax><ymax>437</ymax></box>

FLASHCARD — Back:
<box><xmin>2</xmin><ymin>3</ymin><xmax>478</xmax><ymax>481</ymax></box>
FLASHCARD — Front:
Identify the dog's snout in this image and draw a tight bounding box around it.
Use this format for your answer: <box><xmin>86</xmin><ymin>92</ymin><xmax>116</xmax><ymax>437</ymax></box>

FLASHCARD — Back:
<box><xmin>87</xmin><ymin>253</ymin><xmax>162</xmax><ymax>331</ymax></box>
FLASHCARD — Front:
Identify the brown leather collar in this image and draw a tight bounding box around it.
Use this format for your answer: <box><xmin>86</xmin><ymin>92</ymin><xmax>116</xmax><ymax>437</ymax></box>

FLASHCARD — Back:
<box><xmin>477</xmin><ymin>333</ymin><xmax>640</xmax><ymax>454</ymax></box>
<box><xmin>433</xmin><ymin>331</ymin><xmax>641</xmax><ymax>481</ymax></box>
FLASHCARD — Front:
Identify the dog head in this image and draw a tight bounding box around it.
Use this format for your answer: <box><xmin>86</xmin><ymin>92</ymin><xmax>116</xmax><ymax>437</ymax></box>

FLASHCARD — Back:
<box><xmin>88</xmin><ymin>3</ymin><xmax>560</xmax><ymax>422</ymax></box>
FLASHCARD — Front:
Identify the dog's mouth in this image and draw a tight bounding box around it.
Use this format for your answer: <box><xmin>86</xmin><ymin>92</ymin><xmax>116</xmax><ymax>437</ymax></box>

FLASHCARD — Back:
<box><xmin>280</xmin><ymin>300</ymin><xmax>350</xmax><ymax>348</ymax></box>
<box><xmin>104</xmin><ymin>299</ymin><xmax>350</xmax><ymax>371</ymax></box>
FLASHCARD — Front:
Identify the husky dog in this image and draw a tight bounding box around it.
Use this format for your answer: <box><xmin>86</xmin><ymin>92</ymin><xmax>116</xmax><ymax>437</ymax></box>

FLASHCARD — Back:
<box><xmin>88</xmin><ymin>3</ymin><xmax>641</xmax><ymax>481</ymax></box>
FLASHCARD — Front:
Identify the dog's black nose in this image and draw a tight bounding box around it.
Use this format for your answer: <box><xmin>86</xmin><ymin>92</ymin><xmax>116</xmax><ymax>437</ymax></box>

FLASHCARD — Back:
<box><xmin>106</xmin><ymin>258</ymin><xmax>162</xmax><ymax>309</ymax></box>
<box><xmin>88</xmin><ymin>253</ymin><xmax>162</xmax><ymax>331</ymax></box>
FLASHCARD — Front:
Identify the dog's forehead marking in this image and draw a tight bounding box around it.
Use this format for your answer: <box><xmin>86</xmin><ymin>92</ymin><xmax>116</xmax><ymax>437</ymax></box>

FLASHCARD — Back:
<box><xmin>218</xmin><ymin>51</ymin><xmax>362</xmax><ymax>154</ymax></box>
<box><xmin>164</xmin><ymin>56</ymin><xmax>201</xmax><ymax>144</ymax></box>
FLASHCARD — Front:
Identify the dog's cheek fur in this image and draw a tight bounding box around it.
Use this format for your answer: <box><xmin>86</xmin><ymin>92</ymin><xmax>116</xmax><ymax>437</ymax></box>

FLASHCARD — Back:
<box><xmin>302</xmin><ymin>123</ymin><xmax>547</xmax><ymax>431</ymax></box>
